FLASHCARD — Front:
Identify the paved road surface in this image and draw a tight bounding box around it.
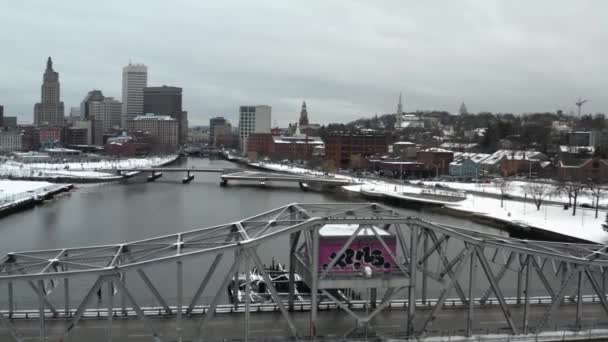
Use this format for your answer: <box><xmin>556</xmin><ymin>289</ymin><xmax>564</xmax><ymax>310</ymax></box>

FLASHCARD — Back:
<box><xmin>3</xmin><ymin>302</ymin><xmax>608</xmax><ymax>341</ymax></box>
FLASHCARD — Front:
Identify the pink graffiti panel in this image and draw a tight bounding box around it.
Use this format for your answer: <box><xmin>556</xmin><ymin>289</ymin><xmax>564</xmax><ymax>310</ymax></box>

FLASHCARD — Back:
<box><xmin>319</xmin><ymin>237</ymin><xmax>397</xmax><ymax>273</ymax></box>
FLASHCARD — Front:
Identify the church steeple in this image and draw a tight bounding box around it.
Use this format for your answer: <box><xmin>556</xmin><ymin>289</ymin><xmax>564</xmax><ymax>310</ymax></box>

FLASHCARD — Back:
<box><xmin>46</xmin><ymin>57</ymin><xmax>53</xmax><ymax>71</ymax></box>
<box><xmin>395</xmin><ymin>92</ymin><xmax>403</xmax><ymax>129</ymax></box>
<box><xmin>299</xmin><ymin>101</ymin><xmax>309</xmax><ymax>126</ymax></box>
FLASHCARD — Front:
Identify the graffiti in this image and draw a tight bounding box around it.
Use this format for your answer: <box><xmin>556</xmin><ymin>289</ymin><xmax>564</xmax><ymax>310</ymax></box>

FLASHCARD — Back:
<box><xmin>322</xmin><ymin>246</ymin><xmax>392</xmax><ymax>271</ymax></box>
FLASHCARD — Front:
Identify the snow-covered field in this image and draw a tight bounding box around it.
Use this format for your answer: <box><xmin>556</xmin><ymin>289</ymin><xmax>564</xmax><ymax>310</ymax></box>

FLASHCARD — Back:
<box><xmin>0</xmin><ymin>155</ymin><xmax>178</xmax><ymax>180</ymax></box>
<box><xmin>0</xmin><ymin>180</ymin><xmax>60</xmax><ymax>205</ymax></box>
<box><xmin>252</xmin><ymin>162</ymin><xmax>608</xmax><ymax>244</ymax></box>
<box><xmin>420</xmin><ymin>180</ymin><xmax>602</xmax><ymax>206</ymax></box>
<box><xmin>348</xmin><ymin>182</ymin><xmax>608</xmax><ymax>244</ymax></box>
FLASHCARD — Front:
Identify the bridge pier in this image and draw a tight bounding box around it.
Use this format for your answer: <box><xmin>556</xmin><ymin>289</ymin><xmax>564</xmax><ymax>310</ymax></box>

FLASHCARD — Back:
<box><xmin>182</xmin><ymin>171</ymin><xmax>195</xmax><ymax>184</ymax></box>
<box><xmin>146</xmin><ymin>172</ymin><xmax>163</xmax><ymax>182</ymax></box>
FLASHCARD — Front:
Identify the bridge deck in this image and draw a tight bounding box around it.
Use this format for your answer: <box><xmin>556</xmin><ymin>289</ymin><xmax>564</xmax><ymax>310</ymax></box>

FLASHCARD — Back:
<box><xmin>4</xmin><ymin>300</ymin><xmax>608</xmax><ymax>342</ymax></box>
<box><xmin>221</xmin><ymin>171</ymin><xmax>354</xmax><ymax>185</ymax></box>
<box><xmin>116</xmin><ymin>167</ymin><xmax>227</xmax><ymax>173</ymax></box>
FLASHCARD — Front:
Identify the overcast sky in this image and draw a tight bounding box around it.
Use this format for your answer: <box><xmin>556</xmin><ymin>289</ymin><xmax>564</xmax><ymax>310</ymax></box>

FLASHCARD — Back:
<box><xmin>1</xmin><ymin>1</ymin><xmax>606</xmax><ymax>126</ymax></box>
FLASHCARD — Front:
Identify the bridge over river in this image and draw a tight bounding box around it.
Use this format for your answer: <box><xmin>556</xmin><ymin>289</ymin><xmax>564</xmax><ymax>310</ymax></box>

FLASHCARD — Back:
<box><xmin>115</xmin><ymin>167</ymin><xmax>354</xmax><ymax>187</ymax></box>
<box><xmin>1</xmin><ymin>203</ymin><xmax>608</xmax><ymax>341</ymax></box>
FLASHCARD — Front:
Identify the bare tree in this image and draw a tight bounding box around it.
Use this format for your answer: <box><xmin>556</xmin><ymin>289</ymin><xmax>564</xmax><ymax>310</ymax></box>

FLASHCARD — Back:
<box><xmin>559</xmin><ymin>181</ymin><xmax>586</xmax><ymax>216</ymax></box>
<box><xmin>526</xmin><ymin>182</ymin><xmax>552</xmax><ymax>210</ymax></box>
<box><xmin>587</xmin><ymin>183</ymin><xmax>606</xmax><ymax>219</ymax></box>
<box><xmin>495</xmin><ymin>179</ymin><xmax>510</xmax><ymax>208</ymax></box>
<box><xmin>556</xmin><ymin>178</ymin><xmax>574</xmax><ymax>206</ymax></box>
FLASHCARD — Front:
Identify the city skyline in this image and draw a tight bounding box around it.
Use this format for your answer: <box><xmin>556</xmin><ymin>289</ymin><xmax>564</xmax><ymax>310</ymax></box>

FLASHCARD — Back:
<box><xmin>2</xmin><ymin>1</ymin><xmax>608</xmax><ymax>126</ymax></box>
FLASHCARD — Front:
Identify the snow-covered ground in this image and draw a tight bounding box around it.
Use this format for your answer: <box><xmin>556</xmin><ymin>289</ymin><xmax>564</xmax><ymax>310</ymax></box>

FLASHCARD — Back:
<box><xmin>0</xmin><ymin>155</ymin><xmax>178</xmax><ymax>180</ymax></box>
<box><xmin>251</xmin><ymin>162</ymin><xmax>608</xmax><ymax>244</ymax></box>
<box><xmin>348</xmin><ymin>182</ymin><xmax>608</xmax><ymax>244</ymax></box>
<box><xmin>0</xmin><ymin>180</ymin><xmax>63</xmax><ymax>206</ymax></box>
<box><xmin>420</xmin><ymin>180</ymin><xmax>601</xmax><ymax>206</ymax></box>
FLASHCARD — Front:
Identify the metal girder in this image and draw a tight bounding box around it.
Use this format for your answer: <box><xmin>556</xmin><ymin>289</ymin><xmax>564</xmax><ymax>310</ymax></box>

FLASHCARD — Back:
<box><xmin>420</xmin><ymin>247</ymin><xmax>472</xmax><ymax>334</ymax></box>
<box><xmin>0</xmin><ymin>310</ymin><xmax>21</xmax><ymax>342</ymax></box>
<box><xmin>536</xmin><ymin>266</ymin><xmax>577</xmax><ymax>331</ymax></box>
<box><xmin>479</xmin><ymin>251</ymin><xmax>515</xmax><ymax>303</ymax></box>
<box><xmin>137</xmin><ymin>268</ymin><xmax>172</xmax><ymax>314</ymax></box>
<box><xmin>3</xmin><ymin>203</ymin><xmax>608</xmax><ymax>283</ymax></box>
<box><xmin>427</xmin><ymin>229</ymin><xmax>469</xmax><ymax>304</ymax></box>
<box><xmin>476</xmin><ymin>247</ymin><xmax>518</xmax><ymax>334</ymax></box>
<box><xmin>247</xmin><ymin>249</ymin><xmax>299</xmax><ymax>339</ymax></box>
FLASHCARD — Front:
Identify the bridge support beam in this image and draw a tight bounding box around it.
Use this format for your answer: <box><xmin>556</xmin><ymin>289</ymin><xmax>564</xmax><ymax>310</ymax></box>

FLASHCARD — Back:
<box><xmin>106</xmin><ymin>279</ymin><xmax>114</xmax><ymax>342</ymax></box>
<box><xmin>310</xmin><ymin>226</ymin><xmax>319</xmax><ymax>337</ymax></box>
<box><xmin>467</xmin><ymin>250</ymin><xmax>476</xmax><ymax>337</ymax></box>
<box><xmin>137</xmin><ymin>269</ymin><xmax>172</xmax><ymax>314</ymax></box>
<box><xmin>176</xmin><ymin>260</ymin><xmax>183</xmax><ymax>342</ymax></box>
<box><xmin>7</xmin><ymin>281</ymin><xmax>13</xmax><ymax>318</ymax></box>
<box><xmin>407</xmin><ymin>224</ymin><xmax>418</xmax><ymax>337</ymax></box>
<box><xmin>37</xmin><ymin>280</ymin><xmax>45</xmax><ymax>342</ymax></box>
<box><xmin>288</xmin><ymin>231</ymin><xmax>301</xmax><ymax>311</ymax></box>
<box><xmin>523</xmin><ymin>255</ymin><xmax>532</xmax><ymax>334</ymax></box>
<box><xmin>476</xmin><ymin>247</ymin><xmax>518</xmax><ymax>335</ymax></box>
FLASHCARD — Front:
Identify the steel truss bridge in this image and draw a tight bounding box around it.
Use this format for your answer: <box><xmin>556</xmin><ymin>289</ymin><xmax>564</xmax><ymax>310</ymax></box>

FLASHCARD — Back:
<box><xmin>1</xmin><ymin>203</ymin><xmax>608</xmax><ymax>341</ymax></box>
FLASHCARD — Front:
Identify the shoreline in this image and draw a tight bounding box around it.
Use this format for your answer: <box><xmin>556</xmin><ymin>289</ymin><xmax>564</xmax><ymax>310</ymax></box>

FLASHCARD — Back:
<box><xmin>1</xmin><ymin>155</ymin><xmax>181</xmax><ymax>183</ymax></box>
<box><xmin>0</xmin><ymin>183</ymin><xmax>73</xmax><ymax>218</ymax></box>
<box><xmin>246</xmin><ymin>161</ymin><xmax>602</xmax><ymax>244</ymax></box>
<box><xmin>0</xmin><ymin>155</ymin><xmax>181</xmax><ymax>218</ymax></box>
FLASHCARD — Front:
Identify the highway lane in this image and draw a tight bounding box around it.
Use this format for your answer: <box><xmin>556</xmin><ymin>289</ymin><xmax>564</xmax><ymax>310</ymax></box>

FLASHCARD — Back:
<box><xmin>3</xmin><ymin>302</ymin><xmax>608</xmax><ymax>341</ymax></box>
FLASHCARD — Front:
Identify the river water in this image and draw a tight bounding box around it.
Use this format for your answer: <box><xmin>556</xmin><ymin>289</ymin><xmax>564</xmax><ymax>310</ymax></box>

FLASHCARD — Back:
<box><xmin>0</xmin><ymin>157</ymin><xmax>557</xmax><ymax>309</ymax></box>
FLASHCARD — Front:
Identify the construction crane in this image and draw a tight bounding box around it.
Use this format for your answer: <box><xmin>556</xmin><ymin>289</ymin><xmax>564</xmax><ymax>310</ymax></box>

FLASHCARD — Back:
<box><xmin>575</xmin><ymin>98</ymin><xmax>589</xmax><ymax>117</ymax></box>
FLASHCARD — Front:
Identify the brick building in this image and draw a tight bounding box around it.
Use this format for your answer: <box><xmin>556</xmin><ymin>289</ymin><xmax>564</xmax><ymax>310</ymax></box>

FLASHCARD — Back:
<box><xmin>324</xmin><ymin>132</ymin><xmax>391</xmax><ymax>168</ymax></box>
<box><xmin>559</xmin><ymin>158</ymin><xmax>608</xmax><ymax>183</ymax></box>
<box><xmin>416</xmin><ymin>148</ymin><xmax>454</xmax><ymax>176</ymax></box>
<box><xmin>246</xmin><ymin>133</ymin><xmax>323</xmax><ymax>161</ymax></box>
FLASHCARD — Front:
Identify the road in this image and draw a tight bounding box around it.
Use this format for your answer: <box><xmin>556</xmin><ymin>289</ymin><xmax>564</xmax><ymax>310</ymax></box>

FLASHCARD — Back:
<box><xmin>3</xmin><ymin>302</ymin><xmax>608</xmax><ymax>341</ymax></box>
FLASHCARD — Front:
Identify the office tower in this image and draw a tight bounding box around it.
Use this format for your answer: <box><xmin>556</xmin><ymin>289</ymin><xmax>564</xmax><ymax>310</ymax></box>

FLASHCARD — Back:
<box><xmin>238</xmin><ymin>105</ymin><xmax>271</xmax><ymax>151</ymax></box>
<box><xmin>210</xmin><ymin>117</ymin><xmax>227</xmax><ymax>143</ymax></box>
<box><xmin>88</xmin><ymin>97</ymin><xmax>122</xmax><ymax>133</ymax></box>
<box><xmin>143</xmin><ymin>85</ymin><xmax>187</xmax><ymax>144</ymax></box>
<box><xmin>34</xmin><ymin>57</ymin><xmax>65</xmax><ymax>127</ymax></box>
<box><xmin>121</xmin><ymin>63</ymin><xmax>148</xmax><ymax>126</ymax></box>
<box><xmin>80</xmin><ymin>90</ymin><xmax>105</xmax><ymax>120</ymax></box>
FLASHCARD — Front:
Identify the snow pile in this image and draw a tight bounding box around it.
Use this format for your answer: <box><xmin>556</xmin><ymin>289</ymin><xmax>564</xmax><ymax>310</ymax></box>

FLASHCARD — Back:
<box><xmin>0</xmin><ymin>155</ymin><xmax>178</xmax><ymax>180</ymax></box>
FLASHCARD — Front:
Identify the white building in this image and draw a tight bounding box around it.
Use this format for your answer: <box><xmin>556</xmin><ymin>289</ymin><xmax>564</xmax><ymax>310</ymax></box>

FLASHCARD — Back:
<box><xmin>238</xmin><ymin>105</ymin><xmax>271</xmax><ymax>151</ymax></box>
<box><xmin>89</xmin><ymin>97</ymin><xmax>122</xmax><ymax>133</ymax></box>
<box><xmin>121</xmin><ymin>63</ymin><xmax>148</xmax><ymax>127</ymax></box>
<box><xmin>0</xmin><ymin>131</ymin><xmax>22</xmax><ymax>151</ymax></box>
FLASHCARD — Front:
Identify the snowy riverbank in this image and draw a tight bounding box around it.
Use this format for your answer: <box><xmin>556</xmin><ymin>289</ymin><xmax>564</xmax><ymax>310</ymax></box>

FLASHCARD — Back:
<box><xmin>249</xmin><ymin>162</ymin><xmax>608</xmax><ymax>244</ymax></box>
<box><xmin>0</xmin><ymin>180</ymin><xmax>72</xmax><ymax>216</ymax></box>
<box><xmin>0</xmin><ymin>155</ymin><xmax>179</xmax><ymax>182</ymax></box>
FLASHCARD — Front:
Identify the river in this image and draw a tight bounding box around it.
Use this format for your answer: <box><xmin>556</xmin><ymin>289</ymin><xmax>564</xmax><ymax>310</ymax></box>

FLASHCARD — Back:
<box><xmin>0</xmin><ymin>157</ymin><xmax>555</xmax><ymax>309</ymax></box>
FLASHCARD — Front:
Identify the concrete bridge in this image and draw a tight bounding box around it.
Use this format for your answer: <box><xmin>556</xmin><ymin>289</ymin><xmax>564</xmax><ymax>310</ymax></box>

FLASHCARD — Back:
<box><xmin>1</xmin><ymin>203</ymin><xmax>608</xmax><ymax>341</ymax></box>
<box><xmin>115</xmin><ymin>168</ymin><xmax>354</xmax><ymax>188</ymax></box>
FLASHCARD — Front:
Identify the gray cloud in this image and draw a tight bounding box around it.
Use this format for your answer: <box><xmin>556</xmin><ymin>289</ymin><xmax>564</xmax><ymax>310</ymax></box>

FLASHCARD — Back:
<box><xmin>1</xmin><ymin>0</ymin><xmax>607</xmax><ymax>126</ymax></box>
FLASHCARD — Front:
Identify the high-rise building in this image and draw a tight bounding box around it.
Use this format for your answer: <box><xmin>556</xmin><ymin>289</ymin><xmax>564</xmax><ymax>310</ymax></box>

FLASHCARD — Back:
<box><xmin>143</xmin><ymin>86</ymin><xmax>187</xmax><ymax>145</ymax></box>
<box><xmin>143</xmin><ymin>86</ymin><xmax>182</xmax><ymax>114</ymax></box>
<box><xmin>0</xmin><ymin>105</ymin><xmax>4</xmax><ymax>127</ymax></box>
<box><xmin>238</xmin><ymin>105</ymin><xmax>271</xmax><ymax>151</ymax></box>
<box><xmin>126</xmin><ymin>114</ymin><xmax>178</xmax><ymax>151</ymax></box>
<box><xmin>89</xmin><ymin>97</ymin><xmax>122</xmax><ymax>133</ymax></box>
<box><xmin>34</xmin><ymin>57</ymin><xmax>65</xmax><ymax>127</ymax></box>
<box><xmin>210</xmin><ymin>117</ymin><xmax>227</xmax><ymax>143</ymax></box>
<box><xmin>299</xmin><ymin>101</ymin><xmax>309</xmax><ymax>126</ymax></box>
<box><xmin>69</xmin><ymin>107</ymin><xmax>80</xmax><ymax>118</ymax></box>
<box><xmin>121</xmin><ymin>63</ymin><xmax>148</xmax><ymax>127</ymax></box>
<box><xmin>80</xmin><ymin>90</ymin><xmax>105</xmax><ymax>120</ymax></box>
